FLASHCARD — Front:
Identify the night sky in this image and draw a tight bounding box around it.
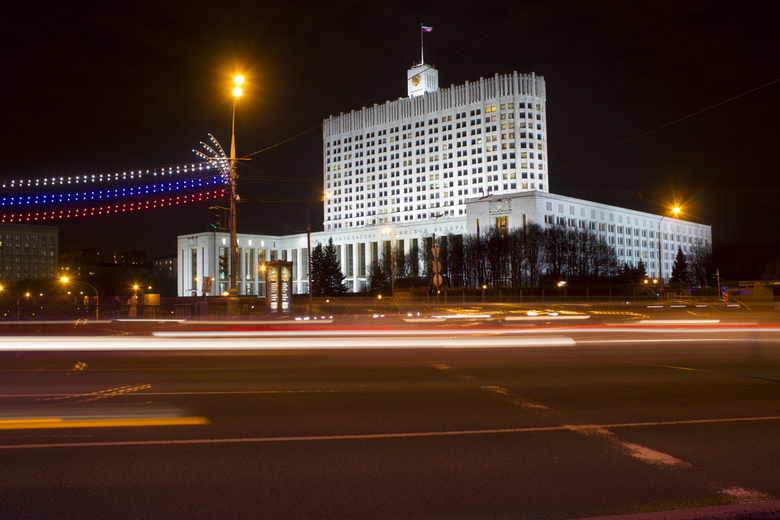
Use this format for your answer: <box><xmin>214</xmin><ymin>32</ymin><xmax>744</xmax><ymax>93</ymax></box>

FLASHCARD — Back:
<box><xmin>2</xmin><ymin>1</ymin><xmax>778</xmax><ymax>259</ymax></box>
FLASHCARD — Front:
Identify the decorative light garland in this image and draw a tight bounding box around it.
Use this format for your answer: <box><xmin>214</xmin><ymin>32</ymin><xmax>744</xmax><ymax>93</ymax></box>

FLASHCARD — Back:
<box><xmin>0</xmin><ymin>163</ymin><xmax>219</xmax><ymax>190</ymax></box>
<box><xmin>0</xmin><ymin>189</ymin><xmax>227</xmax><ymax>223</ymax></box>
<box><xmin>0</xmin><ymin>175</ymin><xmax>226</xmax><ymax>207</ymax></box>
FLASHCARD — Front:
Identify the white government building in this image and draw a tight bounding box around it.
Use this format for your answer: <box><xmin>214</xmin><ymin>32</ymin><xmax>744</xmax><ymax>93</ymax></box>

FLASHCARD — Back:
<box><xmin>177</xmin><ymin>63</ymin><xmax>711</xmax><ymax>297</ymax></box>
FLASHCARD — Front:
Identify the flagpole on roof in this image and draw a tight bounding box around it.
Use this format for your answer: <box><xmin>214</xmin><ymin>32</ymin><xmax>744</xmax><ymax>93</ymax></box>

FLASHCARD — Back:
<box><xmin>420</xmin><ymin>25</ymin><xmax>432</xmax><ymax>65</ymax></box>
<box><xmin>420</xmin><ymin>23</ymin><xmax>424</xmax><ymax>64</ymax></box>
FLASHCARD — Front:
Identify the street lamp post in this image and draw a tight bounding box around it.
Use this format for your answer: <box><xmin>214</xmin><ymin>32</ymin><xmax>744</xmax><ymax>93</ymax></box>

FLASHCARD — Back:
<box><xmin>0</xmin><ymin>286</ymin><xmax>21</xmax><ymax>320</ymax></box>
<box><xmin>382</xmin><ymin>228</ymin><xmax>398</xmax><ymax>298</ymax></box>
<box><xmin>61</xmin><ymin>277</ymin><xmax>99</xmax><ymax>320</ymax></box>
<box><xmin>229</xmin><ymin>75</ymin><xmax>243</xmax><ymax>295</ymax></box>
<box><xmin>657</xmin><ymin>206</ymin><xmax>680</xmax><ymax>284</ymax></box>
<box><xmin>227</xmin><ymin>75</ymin><xmax>243</xmax><ymax>317</ymax></box>
<box><xmin>307</xmin><ymin>192</ymin><xmax>331</xmax><ymax>312</ymax></box>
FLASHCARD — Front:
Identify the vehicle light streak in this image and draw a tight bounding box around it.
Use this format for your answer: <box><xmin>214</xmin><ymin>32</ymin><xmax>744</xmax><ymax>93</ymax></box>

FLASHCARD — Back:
<box><xmin>634</xmin><ymin>319</ymin><xmax>720</xmax><ymax>324</ymax></box>
<box><xmin>0</xmin><ymin>335</ymin><xmax>577</xmax><ymax>351</ymax></box>
<box><xmin>0</xmin><ymin>416</ymin><xmax>209</xmax><ymax>430</ymax></box>
<box><xmin>429</xmin><ymin>314</ymin><xmax>492</xmax><ymax>319</ymax></box>
<box><xmin>503</xmin><ymin>315</ymin><xmax>592</xmax><ymax>321</ymax></box>
<box><xmin>1</xmin><ymin>415</ymin><xmax>778</xmax><ymax>450</ymax></box>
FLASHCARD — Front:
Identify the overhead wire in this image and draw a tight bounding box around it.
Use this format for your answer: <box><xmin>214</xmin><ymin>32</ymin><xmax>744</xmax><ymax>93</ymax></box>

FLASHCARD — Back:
<box><xmin>244</xmin><ymin>0</ymin><xmax>554</xmax><ymax>159</ymax></box>
<box><xmin>551</xmin><ymin>77</ymin><xmax>780</xmax><ymax>173</ymax></box>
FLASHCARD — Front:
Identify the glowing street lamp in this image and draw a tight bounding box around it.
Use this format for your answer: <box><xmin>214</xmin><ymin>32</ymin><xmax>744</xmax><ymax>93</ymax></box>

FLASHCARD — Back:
<box><xmin>657</xmin><ymin>205</ymin><xmax>682</xmax><ymax>284</ymax></box>
<box><xmin>192</xmin><ymin>73</ymin><xmax>247</xmax><ymax>316</ymax></box>
<box><xmin>61</xmin><ymin>276</ymin><xmax>99</xmax><ymax>320</ymax></box>
<box><xmin>226</xmin><ymin>74</ymin><xmax>245</xmax><ymax>316</ymax></box>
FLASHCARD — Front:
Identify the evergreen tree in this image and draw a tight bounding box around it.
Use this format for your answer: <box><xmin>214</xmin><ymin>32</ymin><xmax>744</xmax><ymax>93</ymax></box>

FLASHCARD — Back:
<box><xmin>367</xmin><ymin>262</ymin><xmax>389</xmax><ymax>294</ymax></box>
<box><xmin>322</xmin><ymin>238</ymin><xmax>347</xmax><ymax>295</ymax></box>
<box><xmin>636</xmin><ymin>260</ymin><xmax>647</xmax><ymax>280</ymax></box>
<box><xmin>670</xmin><ymin>247</ymin><xmax>689</xmax><ymax>283</ymax></box>
<box><xmin>310</xmin><ymin>243</ymin><xmax>326</xmax><ymax>296</ymax></box>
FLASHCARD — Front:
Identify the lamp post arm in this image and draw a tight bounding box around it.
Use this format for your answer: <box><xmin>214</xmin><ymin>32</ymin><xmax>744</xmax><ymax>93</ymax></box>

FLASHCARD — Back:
<box><xmin>70</xmin><ymin>280</ymin><xmax>100</xmax><ymax>321</ymax></box>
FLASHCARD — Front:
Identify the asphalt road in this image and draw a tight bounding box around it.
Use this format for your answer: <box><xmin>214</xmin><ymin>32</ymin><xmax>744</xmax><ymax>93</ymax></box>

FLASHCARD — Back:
<box><xmin>0</xmin><ymin>324</ymin><xmax>778</xmax><ymax>519</ymax></box>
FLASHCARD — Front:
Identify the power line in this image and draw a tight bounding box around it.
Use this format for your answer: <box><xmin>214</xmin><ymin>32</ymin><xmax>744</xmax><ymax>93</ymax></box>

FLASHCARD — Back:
<box><xmin>551</xmin><ymin>78</ymin><xmax>780</xmax><ymax>173</ymax></box>
<box><xmin>245</xmin><ymin>0</ymin><xmax>554</xmax><ymax>159</ymax></box>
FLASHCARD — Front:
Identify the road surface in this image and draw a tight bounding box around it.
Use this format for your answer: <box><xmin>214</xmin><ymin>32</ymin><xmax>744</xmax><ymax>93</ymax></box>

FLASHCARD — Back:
<box><xmin>0</xmin><ymin>317</ymin><xmax>778</xmax><ymax>519</ymax></box>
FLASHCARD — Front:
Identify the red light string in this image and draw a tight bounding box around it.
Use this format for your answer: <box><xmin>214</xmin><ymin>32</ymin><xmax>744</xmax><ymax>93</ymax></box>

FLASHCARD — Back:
<box><xmin>0</xmin><ymin>189</ymin><xmax>227</xmax><ymax>223</ymax></box>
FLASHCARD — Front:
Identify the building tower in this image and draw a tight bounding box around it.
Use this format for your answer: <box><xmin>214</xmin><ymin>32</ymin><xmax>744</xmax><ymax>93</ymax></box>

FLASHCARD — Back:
<box><xmin>407</xmin><ymin>63</ymin><xmax>439</xmax><ymax>97</ymax></box>
<box><xmin>322</xmin><ymin>67</ymin><xmax>549</xmax><ymax>231</ymax></box>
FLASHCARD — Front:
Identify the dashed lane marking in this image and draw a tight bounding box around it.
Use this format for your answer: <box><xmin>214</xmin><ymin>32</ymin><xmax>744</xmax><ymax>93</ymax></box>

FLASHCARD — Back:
<box><xmin>481</xmin><ymin>385</ymin><xmax>550</xmax><ymax>410</ymax></box>
<box><xmin>565</xmin><ymin>424</ymin><xmax>690</xmax><ymax>468</ymax></box>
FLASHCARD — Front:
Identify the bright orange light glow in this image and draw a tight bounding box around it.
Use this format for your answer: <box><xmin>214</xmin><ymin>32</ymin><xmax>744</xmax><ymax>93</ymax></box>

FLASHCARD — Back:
<box><xmin>233</xmin><ymin>86</ymin><xmax>242</xmax><ymax>98</ymax></box>
<box><xmin>60</xmin><ymin>277</ymin><xmax>69</xmax><ymax>283</ymax></box>
<box><xmin>672</xmin><ymin>206</ymin><xmax>681</xmax><ymax>215</ymax></box>
<box><xmin>234</xmin><ymin>75</ymin><xmax>244</xmax><ymax>86</ymax></box>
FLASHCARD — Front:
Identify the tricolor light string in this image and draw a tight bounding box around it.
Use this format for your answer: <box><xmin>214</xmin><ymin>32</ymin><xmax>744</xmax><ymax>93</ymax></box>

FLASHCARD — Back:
<box><xmin>0</xmin><ymin>189</ymin><xmax>226</xmax><ymax>223</ymax></box>
<box><xmin>0</xmin><ymin>175</ymin><xmax>225</xmax><ymax>207</ymax></box>
<box><xmin>0</xmin><ymin>162</ymin><xmax>220</xmax><ymax>190</ymax></box>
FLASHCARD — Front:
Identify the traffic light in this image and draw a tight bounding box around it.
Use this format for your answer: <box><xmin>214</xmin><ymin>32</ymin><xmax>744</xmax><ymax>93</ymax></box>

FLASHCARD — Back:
<box><xmin>219</xmin><ymin>255</ymin><xmax>229</xmax><ymax>276</ymax></box>
<box><xmin>208</xmin><ymin>206</ymin><xmax>220</xmax><ymax>230</ymax></box>
<box><xmin>209</xmin><ymin>206</ymin><xmax>227</xmax><ymax>230</ymax></box>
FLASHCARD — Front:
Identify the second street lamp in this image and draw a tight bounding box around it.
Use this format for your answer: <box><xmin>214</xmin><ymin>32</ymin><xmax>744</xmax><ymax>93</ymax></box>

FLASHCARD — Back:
<box><xmin>382</xmin><ymin>228</ymin><xmax>399</xmax><ymax>298</ymax></box>
<box><xmin>657</xmin><ymin>205</ymin><xmax>681</xmax><ymax>284</ymax></box>
<box><xmin>60</xmin><ymin>277</ymin><xmax>99</xmax><ymax>320</ymax></box>
<box><xmin>307</xmin><ymin>192</ymin><xmax>331</xmax><ymax>312</ymax></box>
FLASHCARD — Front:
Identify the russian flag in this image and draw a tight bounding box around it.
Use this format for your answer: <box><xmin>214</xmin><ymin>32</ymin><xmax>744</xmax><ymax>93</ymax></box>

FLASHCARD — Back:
<box><xmin>421</xmin><ymin>26</ymin><xmax>433</xmax><ymax>33</ymax></box>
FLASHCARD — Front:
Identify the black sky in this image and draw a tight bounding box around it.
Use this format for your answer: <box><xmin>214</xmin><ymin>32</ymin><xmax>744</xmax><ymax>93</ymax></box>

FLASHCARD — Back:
<box><xmin>2</xmin><ymin>1</ymin><xmax>778</xmax><ymax>259</ymax></box>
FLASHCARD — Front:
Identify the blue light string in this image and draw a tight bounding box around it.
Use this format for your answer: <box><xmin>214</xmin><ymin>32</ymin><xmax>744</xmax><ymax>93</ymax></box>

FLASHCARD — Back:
<box><xmin>0</xmin><ymin>175</ymin><xmax>225</xmax><ymax>207</ymax></box>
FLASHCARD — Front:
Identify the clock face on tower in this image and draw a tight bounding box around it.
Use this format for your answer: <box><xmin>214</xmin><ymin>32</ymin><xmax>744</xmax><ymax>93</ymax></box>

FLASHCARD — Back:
<box><xmin>411</xmin><ymin>74</ymin><xmax>421</xmax><ymax>86</ymax></box>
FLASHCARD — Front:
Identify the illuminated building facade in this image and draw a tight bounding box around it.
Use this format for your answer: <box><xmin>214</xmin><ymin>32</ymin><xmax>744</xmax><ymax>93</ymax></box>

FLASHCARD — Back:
<box><xmin>177</xmin><ymin>65</ymin><xmax>711</xmax><ymax>296</ymax></box>
<box><xmin>322</xmin><ymin>66</ymin><xmax>548</xmax><ymax>230</ymax></box>
<box><xmin>0</xmin><ymin>223</ymin><xmax>58</xmax><ymax>282</ymax></box>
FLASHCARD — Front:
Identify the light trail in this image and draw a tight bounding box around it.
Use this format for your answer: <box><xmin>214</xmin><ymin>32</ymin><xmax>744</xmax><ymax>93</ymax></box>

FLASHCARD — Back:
<box><xmin>0</xmin><ymin>335</ymin><xmax>577</xmax><ymax>351</ymax></box>
<box><xmin>1</xmin><ymin>322</ymin><xmax>779</xmax><ymax>352</ymax></box>
<box><xmin>1</xmin><ymin>415</ymin><xmax>778</xmax><ymax>450</ymax></box>
<box><xmin>0</xmin><ymin>416</ymin><xmax>209</xmax><ymax>430</ymax></box>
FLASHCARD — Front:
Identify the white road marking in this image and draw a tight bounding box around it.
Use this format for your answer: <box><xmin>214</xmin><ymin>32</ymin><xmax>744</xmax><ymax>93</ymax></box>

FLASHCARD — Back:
<box><xmin>720</xmin><ymin>487</ymin><xmax>772</xmax><ymax>503</ymax></box>
<box><xmin>565</xmin><ymin>425</ymin><xmax>690</xmax><ymax>468</ymax></box>
<box><xmin>480</xmin><ymin>385</ymin><xmax>550</xmax><ymax>410</ymax></box>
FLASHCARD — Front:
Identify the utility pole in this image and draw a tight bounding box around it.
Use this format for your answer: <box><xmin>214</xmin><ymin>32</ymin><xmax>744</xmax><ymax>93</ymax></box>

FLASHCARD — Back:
<box><xmin>226</xmin><ymin>75</ymin><xmax>244</xmax><ymax>317</ymax></box>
